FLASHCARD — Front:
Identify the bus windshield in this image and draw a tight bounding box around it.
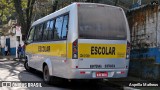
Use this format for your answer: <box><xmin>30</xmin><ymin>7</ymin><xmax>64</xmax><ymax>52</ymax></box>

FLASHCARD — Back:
<box><xmin>78</xmin><ymin>5</ymin><xmax>127</xmax><ymax>40</ymax></box>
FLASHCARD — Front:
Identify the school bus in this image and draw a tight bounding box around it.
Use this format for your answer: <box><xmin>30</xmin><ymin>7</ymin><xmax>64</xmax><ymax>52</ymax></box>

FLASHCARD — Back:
<box><xmin>24</xmin><ymin>3</ymin><xmax>130</xmax><ymax>84</ymax></box>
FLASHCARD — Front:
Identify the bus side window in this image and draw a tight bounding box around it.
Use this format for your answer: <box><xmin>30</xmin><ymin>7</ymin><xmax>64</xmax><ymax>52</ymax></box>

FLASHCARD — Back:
<box><xmin>34</xmin><ymin>24</ymin><xmax>43</xmax><ymax>41</ymax></box>
<box><xmin>54</xmin><ymin>16</ymin><xmax>64</xmax><ymax>40</ymax></box>
<box><xmin>39</xmin><ymin>24</ymin><xmax>44</xmax><ymax>41</ymax></box>
<box><xmin>42</xmin><ymin>21</ymin><xmax>50</xmax><ymax>41</ymax></box>
<box><xmin>61</xmin><ymin>15</ymin><xmax>69</xmax><ymax>39</ymax></box>
<box><xmin>48</xmin><ymin>20</ymin><xmax>55</xmax><ymax>40</ymax></box>
<box><xmin>27</xmin><ymin>27</ymin><xmax>35</xmax><ymax>43</ymax></box>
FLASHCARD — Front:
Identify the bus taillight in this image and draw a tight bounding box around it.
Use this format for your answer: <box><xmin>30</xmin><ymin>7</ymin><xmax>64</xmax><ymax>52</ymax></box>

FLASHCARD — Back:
<box><xmin>72</xmin><ymin>39</ymin><xmax>78</xmax><ymax>59</ymax></box>
<box><xmin>77</xmin><ymin>4</ymin><xmax>81</xmax><ymax>7</ymax></box>
<box><xmin>126</xmin><ymin>41</ymin><xmax>130</xmax><ymax>59</ymax></box>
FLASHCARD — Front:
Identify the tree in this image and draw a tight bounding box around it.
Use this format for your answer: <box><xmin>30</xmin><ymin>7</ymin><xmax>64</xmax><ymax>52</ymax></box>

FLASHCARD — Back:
<box><xmin>0</xmin><ymin>0</ymin><xmax>15</xmax><ymax>24</ymax></box>
<box><xmin>51</xmin><ymin>0</ymin><xmax>100</xmax><ymax>12</ymax></box>
<box><xmin>13</xmin><ymin>0</ymin><xmax>26</xmax><ymax>35</ymax></box>
<box><xmin>13</xmin><ymin>0</ymin><xmax>35</xmax><ymax>36</ymax></box>
<box><xmin>26</xmin><ymin>0</ymin><xmax>36</xmax><ymax>36</ymax></box>
<box><xmin>52</xmin><ymin>0</ymin><xmax>58</xmax><ymax>12</ymax></box>
<box><xmin>115</xmin><ymin>0</ymin><xmax>119</xmax><ymax>6</ymax></box>
<box><xmin>31</xmin><ymin>0</ymin><xmax>53</xmax><ymax>21</ymax></box>
<box><xmin>86</xmin><ymin>0</ymin><xmax>99</xmax><ymax>3</ymax></box>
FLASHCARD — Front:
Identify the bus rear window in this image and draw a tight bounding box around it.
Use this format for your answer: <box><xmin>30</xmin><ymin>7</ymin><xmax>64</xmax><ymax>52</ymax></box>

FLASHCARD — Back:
<box><xmin>78</xmin><ymin>5</ymin><xmax>127</xmax><ymax>40</ymax></box>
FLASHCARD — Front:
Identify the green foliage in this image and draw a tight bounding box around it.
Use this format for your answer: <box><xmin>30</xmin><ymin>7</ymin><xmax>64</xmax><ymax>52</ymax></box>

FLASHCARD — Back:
<box><xmin>0</xmin><ymin>0</ymin><xmax>15</xmax><ymax>23</ymax></box>
<box><xmin>0</xmin><ymin>0</ymin><xmax>27</xmax><ymax>24</ymax></box>
<box><xmin>22</xmin><ymin>0</ymin><xmax>27</xmax><ymax>9</ymax></box>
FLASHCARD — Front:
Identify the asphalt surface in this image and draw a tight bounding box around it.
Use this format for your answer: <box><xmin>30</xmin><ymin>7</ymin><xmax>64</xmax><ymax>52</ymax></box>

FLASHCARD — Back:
<box><xmin>1</xmin><ymin>57</ymin><xmax>160</xmax><ymax>90</ymax></box>
<box><xmin>0</xmin><ymin>57</ymin><xmax>121</xmax><ymax>90</ymax></box>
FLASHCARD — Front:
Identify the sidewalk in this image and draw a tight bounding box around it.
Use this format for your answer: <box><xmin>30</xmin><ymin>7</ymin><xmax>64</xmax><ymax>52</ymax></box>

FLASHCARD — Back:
<box><xmin>0</xmin><ymin>55</ymin><xmax>15</xmax><ymax>60</ymax></box>
<box><xmin>105</xmin><ymin>76</ymin><xmax>160</xmax><ymax>90</ymax></box>
<box><xmin>0</xmin><ymin>55</ymin><xmax>25</xmax><ymax>62</ymax></box>
<box><xmin>0</xmin><ymin>55</ymin><xmax>159</xmax><ymax>90</ymax></box>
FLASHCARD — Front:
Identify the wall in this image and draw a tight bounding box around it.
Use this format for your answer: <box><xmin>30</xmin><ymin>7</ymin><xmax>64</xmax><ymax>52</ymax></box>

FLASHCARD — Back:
<box><xmin>128</xmin><ymin>5</ymin><xmax>160</xmax><ymax>63</ymax></box>
<box><xmin>0</xmin><ymin>25</ymin><xmax>24</xmax><ymax>56</ymax></box>
<box><xmin>127</xmin><ymin>4</ymin><xmax>160</xmax><ymax>80</ymax></box>
<box><xmin>10</xmin><ymin>35</ymin><xmax>16</xmax><ymax>55</ymax></box>
<box><xmin>0</xmin><ymin>36</ymin><xmax>6</xmax><ymax>56</ymax></box>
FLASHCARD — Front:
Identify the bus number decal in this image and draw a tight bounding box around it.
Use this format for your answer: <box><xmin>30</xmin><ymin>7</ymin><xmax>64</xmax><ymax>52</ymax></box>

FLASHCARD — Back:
<box><xmin>38</xmin><ymin>46</ymin><xmax>50</xmax><ymax>52</ymax></box>
<box><xmin>80</xmin><ymin>54</ymin><xmax>90</xmax><ymax>58</ymax></box>
<box><xmin>105</xmin><ymin>64</ymin><xmax>115</xmax><ymax>68</ymax></box>
<box><xmin>90</xmin><ymin>65</ymin><xmax>102</xmax><ymax>69</ymax></box>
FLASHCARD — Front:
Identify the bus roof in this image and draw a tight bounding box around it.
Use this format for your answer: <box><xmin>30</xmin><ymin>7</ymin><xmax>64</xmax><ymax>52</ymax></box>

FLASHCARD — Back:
<box><xmin>31</xmin><ymin>2</ymin><xmax>122</xmax><ymax>27</ymax></box>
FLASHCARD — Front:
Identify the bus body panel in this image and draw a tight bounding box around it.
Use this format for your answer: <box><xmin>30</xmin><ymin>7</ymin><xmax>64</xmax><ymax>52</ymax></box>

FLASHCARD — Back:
<box><xmin>68</xmin><ymin>69</ymin><xmax>128</xmax><ymax>79</ymax></box>
<box><xmin>77</xmin><ymin>39</ymin><xmax>127</xmax><ymax>69</ymax></box>
<box><xmin>26</xmin><ymin>41</ymin><xmax>67</xmax><ymax>71</ymax></box>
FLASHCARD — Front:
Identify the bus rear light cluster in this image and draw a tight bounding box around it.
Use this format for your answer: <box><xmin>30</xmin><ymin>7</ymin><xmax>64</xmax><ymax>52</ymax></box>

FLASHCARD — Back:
<box><xmin>73</xmin><ymin>48</ymin><xmax>77</xmax><ymax>53</ymax></box>
<box><xmin>77</xmin><ymin>4</ymin><xmax>81</xmax><ymax>7</ymax></box>
<box><xmin>80</xmin><ymin>71</ymin><xmax>85</xmax><ymax>74</ymax></box>
<box><xmin>126</xmin><ymin>41</ymin><xmax>130</xmax><ymax>59</ymax></box>
<box><xmin>72</xmin><ymin>39</ymin><xmax>78</xmax><ymax>59</ymax></box>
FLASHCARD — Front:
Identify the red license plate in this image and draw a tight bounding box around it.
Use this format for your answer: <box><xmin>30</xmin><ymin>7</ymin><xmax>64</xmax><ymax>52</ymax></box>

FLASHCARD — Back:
<box><xmin>96</xmin><ymin>72</ymin><xmax>108</xmax><ymax>77</ymax></box>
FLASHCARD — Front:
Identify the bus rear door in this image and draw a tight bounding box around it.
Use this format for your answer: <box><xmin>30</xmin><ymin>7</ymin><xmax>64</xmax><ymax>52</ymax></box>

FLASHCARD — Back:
<box><xmin>76</xmin><ymin>4</ymin><xmax>129</xmax><ymax>72</ymax></box>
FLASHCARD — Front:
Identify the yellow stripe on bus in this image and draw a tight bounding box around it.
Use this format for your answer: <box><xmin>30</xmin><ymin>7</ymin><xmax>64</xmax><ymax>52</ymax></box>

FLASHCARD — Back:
<box><xmin>26</xmin><ymin>43</ymin><xmax>67</xmax><ymax>57</ymax></box>
<box><xmin>78</xmin><ymin>44</ymin><xmax>126</xmax><ymax>58</ymax></box>
<box><xmin>26</xmin><ymin>43</ymin><xmax>126</xmax><ymax>59</ymax></box>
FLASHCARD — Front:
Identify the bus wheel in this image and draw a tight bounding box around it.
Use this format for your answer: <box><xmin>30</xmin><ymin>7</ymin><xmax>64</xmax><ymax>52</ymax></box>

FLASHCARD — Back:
<box><xmin>24</xmin><ymin>60</ymin><xmax>30</xmax><ymax>71</ymax></box>
<box><xmin>43</xmin><ymin>65</ymin><xmax>63</xmax><ymax>85</ymax></box>
<box><xmin>43</xmin><ymin>65</ymin><xmax>52</xmax><ymax>84</ymax></box>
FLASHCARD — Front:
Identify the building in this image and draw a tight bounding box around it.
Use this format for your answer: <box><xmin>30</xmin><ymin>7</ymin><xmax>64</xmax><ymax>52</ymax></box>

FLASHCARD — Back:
<box><xmin>0</xmin><ymin>20</ymin><xmax>24</xmax><ymax>57</ymax></box>
<box><xmin>127</xmin><ymin>3</ymin><xmax>160</xmax><ymax>63</ymax></box>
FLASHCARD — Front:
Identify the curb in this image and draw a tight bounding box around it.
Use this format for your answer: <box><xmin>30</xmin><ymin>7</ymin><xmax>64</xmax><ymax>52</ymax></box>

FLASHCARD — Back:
<box><xmin>102</xmin><ymin>80</ymin><xmax>124</xmax><ymax>90</ymax></box>
<box><xmin>123</xmin><ymin>87</ymin><xmax>140</xmax><ymax>90</ymax></box>
<box><xmin>103</xmin><ymin>79</ymin><xmax>139</xmax><ymax>90</ymax></box>
<box><xmin>13</xmin><ymin>58</ymin><xmax>26</xmax><ymax>62</ymax></box>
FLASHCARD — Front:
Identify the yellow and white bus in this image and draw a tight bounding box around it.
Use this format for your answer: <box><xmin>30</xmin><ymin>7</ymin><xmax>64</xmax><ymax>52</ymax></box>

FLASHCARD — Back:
<box><xmin>24</xmin><ymin>3</ymin><xmax>130</xmax><ymax>84</ymax></box>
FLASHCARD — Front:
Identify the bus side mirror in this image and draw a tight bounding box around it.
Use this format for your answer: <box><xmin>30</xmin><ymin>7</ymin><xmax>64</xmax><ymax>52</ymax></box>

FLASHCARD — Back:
<box><xmin>24</xmin><ymin>40</ymin><xmax>31</xmax><ymax>45</ymax></box>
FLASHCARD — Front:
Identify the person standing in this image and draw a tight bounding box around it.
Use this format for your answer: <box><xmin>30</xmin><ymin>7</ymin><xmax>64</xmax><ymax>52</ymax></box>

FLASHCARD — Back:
<box><xmin>17</xmin><ymin>44</ymin><xmax>22</xmax><ymax>58</ymax></box>
<box><xmin>0</xmin><ymin>44</ymin><xmax>2</xmax><ymax>55</ymax></box>
<box><xmin>5</xmin><ymin>45</ymin><xmax>8</xmax><ymax>56</ymax></box>
<box><xmin>22</xmin><ymin>44</ymin><xmax>25</xmax><ymax>57</ymax></box>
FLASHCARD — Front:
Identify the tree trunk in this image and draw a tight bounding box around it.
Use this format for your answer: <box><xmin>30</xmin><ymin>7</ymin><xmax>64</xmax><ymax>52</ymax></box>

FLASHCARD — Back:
<box><xmin>26</xmin><ymin>0</ymin><xmax>35</xmax><ymax>36</ymax></box>
<box><xmin>13</xmin><ymin>0</ymin><xmax>27</xmax><ymax>35</ymax></box>
<box><xmin>52</xmin><ymin>0</ymin><xmax>58</xmax><ymax>12</ymax></box>
<box><xmin>13</xmin><ymin>0</ymin><xmax>35</xmax><ymax>41</ymax></box>
<box><xmin>115</xmin><ymin>0</ymin><xmax>119</xmax><ymax>6</ymax></box>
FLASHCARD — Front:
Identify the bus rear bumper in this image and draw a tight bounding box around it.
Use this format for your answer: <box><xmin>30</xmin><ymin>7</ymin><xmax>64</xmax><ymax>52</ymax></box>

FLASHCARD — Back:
<box><xmin>68</xmin><ymin>69</ymin><xmax>128</xmax><ymax>79</ymax></box>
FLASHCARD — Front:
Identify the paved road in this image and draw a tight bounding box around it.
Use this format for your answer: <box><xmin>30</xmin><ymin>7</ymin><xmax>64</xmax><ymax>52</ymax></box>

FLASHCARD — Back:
<box><xmin>0</xmin><ymin>58</ymin><xmax>121</xmax><ymax>90</ymax></box>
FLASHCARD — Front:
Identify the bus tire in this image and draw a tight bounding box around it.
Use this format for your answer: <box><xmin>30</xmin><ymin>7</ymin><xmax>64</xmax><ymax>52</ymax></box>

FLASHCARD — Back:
<box><xmin>43</xmin><ymin>65</ymin><xmax>64</xmax><ymax>85</ymax></box>
<box><xmin>24</xmin><ymin>60</ymin><xmax>30</xmax><ymax>72</ymax></box>
<box><xmin>43</xmin><ymin>65</ymin><xmax>52</xmax><ymax>84</ymax></box>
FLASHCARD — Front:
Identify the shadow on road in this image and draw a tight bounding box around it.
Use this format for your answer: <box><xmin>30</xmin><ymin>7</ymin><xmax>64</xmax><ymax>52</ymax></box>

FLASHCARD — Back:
<box><xmin>18</xmin><ymin>69</ymin><xmax>119</xmax><ymax>90</ymax></box>
<box><xmin>0</xmin><ymin>59</ymin><xmax>120</xmax><ymax>90</ymax></box>
<box><xmin>0</xmin><ymin>60</ymin><xmax>23</xmax><ymax>81</ymax></box>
